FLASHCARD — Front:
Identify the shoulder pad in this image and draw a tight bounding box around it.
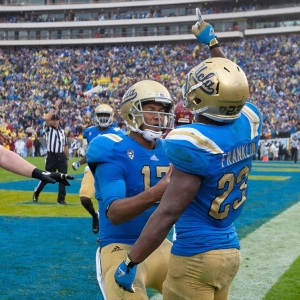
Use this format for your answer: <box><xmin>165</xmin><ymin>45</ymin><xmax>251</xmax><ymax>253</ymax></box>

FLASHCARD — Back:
<box><xmin>241</xmin><ymin>102</ymin><xmax>262</xmax><ymax>139</ymax></box>
<box><xmin>86</xmin><ymin>133</ymin><xmax>124</xmax><ymax>164</ymax></box>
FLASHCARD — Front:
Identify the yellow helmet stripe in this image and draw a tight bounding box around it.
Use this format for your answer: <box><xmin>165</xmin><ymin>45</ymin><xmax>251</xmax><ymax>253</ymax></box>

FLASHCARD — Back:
<box><xmin>167</xmin><ymin>128</ymin><xmax>223</xmax><ymax>154</ymax></box>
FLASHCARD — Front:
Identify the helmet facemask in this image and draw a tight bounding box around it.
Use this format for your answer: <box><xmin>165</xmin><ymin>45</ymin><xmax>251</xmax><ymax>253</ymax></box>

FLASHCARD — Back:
<box><xmin>94</xmin><ymin>104</ymin><xmax>114</xmax><ymax>128</ymax></box>
<box><xmin>95</xmin><ymin>113</ymin><xmax>113</xmax><ymax>127</ymax></box>
<box><xmin>121</xmin><ymin>80</ymin><xmax>175</xmax><ymax>141</ymax></box>
<box><xmin>129</xmin><ymin>98</ymin><xmax>174</xmax><ymax>141</ymax></box>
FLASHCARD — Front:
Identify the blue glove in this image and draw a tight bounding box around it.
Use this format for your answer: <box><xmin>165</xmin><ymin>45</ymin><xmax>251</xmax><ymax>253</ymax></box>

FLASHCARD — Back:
<box><xmin>192</xmin><ymin>8</ymin><xmax>217</xmax><ymax>45</ymax></box>
<box><xmin>114</xmin><ymin>254</ymin><xmax>138</xmax><ymax>293</ymax></box>
<box><xmin>72</xmin><ymin>161</ymin><xmax>80</xmax><ymax>171</ymax></box>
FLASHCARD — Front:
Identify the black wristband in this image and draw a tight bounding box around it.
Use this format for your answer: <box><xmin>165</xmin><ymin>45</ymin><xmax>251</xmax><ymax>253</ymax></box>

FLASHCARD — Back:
<box><xmin>32</xmin><ymin>168</ymin><xmax>43</xmax><ymax>180</ymax></box>
<box><xmin>208</xmin><ymin>37</ymin><xmax>220</xmax><ymax>50</ymax></box>
<box><xmin>209</xmin><ymin>43</ymin><xmax>220</xmax><ymax>50</ymax></box>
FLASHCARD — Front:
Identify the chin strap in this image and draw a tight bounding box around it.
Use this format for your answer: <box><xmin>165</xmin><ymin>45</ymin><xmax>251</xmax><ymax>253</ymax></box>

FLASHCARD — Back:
<box><xmin>139</xmin><ymin>129</ymin><xmax>162</xmax><ymax>141</ymax></box>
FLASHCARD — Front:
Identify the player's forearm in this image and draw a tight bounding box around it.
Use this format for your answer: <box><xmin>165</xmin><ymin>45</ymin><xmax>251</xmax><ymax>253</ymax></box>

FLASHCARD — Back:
<box><xmin>64</xmin><ymin>146</ymin><xmax>69</xmax><ymax>159</ymax></box>
<box><xmin>107</xmin><ymin>189</ymin><xmax>159</xmax><ymax>225</ymax></box>
<box><xmin>0</xmin><ymin>146</ymin><xmax>35</xmax><ymax>177</ymax></box>
<box><xmin>210</xmin><ymin>47</ymin><xmax>226</xmax><ymax>58</ymax></box>
<box><xmin>79</xmin><ymin>155</ymin><xmax>87</xmax><ymax>165</ymax></box>
<box><xmin>129</xmin><ymin>208</ymin><xmax>173</xmax><ymax>263</ymax></box>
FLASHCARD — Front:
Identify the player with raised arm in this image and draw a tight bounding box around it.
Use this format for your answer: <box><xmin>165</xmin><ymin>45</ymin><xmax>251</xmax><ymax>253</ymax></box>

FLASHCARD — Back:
<box><xmin>72</xmin><ymin>104</ymin><xmax>123</xmax><ymax>234</ymax></box>
<box><xmin>87</xmin><ymin>80</ymin><xmax>175</xmax><ymax>299</ymax></box>
<box><xmin>114</xmin><ymin>9</ymin><xmax>263</xmax><ymax>300</ymax></box>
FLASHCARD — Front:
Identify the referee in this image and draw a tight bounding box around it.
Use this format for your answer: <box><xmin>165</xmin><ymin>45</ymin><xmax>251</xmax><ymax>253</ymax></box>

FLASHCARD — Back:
<box><xmin>33</xmin><ymin>99</ymin><xmax>69</xmax><ymax>204</ymax></box>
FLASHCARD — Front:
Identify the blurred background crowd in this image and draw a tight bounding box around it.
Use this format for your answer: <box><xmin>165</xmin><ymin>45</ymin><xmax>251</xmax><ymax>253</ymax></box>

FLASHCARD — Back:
<box><xmin>0</xmin><ymin>33</ymin><xmax>299</xmax><ymax>158</ymax></box>
<box><xmin>0</xmin><ymin>3</ymin><xmax>273</xmax><ymax>24</ymax></box>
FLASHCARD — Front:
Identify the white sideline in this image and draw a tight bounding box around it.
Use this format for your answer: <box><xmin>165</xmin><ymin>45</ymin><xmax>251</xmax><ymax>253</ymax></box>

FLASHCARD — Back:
<box><xmin>230</xmin><ymin>201</ymin><xmax>300</xmax><ymax>300</ymax></box>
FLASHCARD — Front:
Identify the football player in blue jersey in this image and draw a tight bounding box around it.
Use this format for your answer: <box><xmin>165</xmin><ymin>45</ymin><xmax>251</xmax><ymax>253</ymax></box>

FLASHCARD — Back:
<box><xmin>86</xmin><ymin>80</ymin><xmax>175</xmax><ymax>299</ymax></box>
<box><xmin>72</xmin><ymin>104</ymin><xmax>123</xmax><ymax>234</ymax></box>
<box><xmin>114</xmin><ymin>8</ymin><xmax>263</xmax><ymax>300</ymax></box>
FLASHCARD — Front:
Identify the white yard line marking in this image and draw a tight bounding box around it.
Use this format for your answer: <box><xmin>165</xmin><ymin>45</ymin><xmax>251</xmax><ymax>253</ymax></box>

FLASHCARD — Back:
<box><xmin>150</xmin><ymin>202</ymin><xmax>300</xmax><ymax>300</ymax></box>
<box><xmin>230</xmin><ymin>201</ymin><xmax>300</xmax><ymax>300</ymax></box>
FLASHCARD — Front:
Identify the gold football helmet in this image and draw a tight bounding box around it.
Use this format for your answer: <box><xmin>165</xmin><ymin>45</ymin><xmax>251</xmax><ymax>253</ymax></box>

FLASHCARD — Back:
<box><xmin>94</xmin><ymin>104</ymin><xmax>114</xmax><ymax>127</ymax></box>
<box><xmin>182</xmin><ymin>57</ymin><xmax>249</xmax><ymax>122</ymax></box>
<box><xmin>121</xmin><ymin>80</ymin><xmax>175</xmax><ymax>141</ymax></box>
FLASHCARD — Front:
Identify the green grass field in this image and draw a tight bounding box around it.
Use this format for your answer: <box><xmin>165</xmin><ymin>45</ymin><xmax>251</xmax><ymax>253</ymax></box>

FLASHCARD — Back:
<box><xmin>0</xmin><ymin>157</ymin><xmax>91</xmax><ymax>216</ymax></box>
<box><xmin>0</xmin><ymin>158</ymin><xmax>300</xmax><ymax>300</ymax></box>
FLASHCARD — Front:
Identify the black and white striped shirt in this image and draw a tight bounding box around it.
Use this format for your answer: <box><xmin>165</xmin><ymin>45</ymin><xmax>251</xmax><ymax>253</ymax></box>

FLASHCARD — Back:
<box><xmin>45</xmin><ymin>125</ymin><xmax>66</xmax><ymax>153</ymax></box>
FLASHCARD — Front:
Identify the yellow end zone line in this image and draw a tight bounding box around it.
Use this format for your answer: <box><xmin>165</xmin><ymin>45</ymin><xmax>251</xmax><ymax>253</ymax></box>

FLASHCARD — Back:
<box><xmin>252</xmin><ymin>168</ymin><xmax>300</xmax><ymax>172</ymax></box>
<box><xmin>249</xmin><ymin>175</ymin><xmax>290</xmax><ymax>181</ymax></box>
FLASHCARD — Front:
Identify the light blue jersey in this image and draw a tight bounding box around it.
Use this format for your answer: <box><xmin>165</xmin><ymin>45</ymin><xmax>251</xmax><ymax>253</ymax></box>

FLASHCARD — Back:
<box><xmin>83</xmin><ymin>125</ymin><xmax>121</xmax><ymax>144</ymax></box>
<box><xmin>83</xmin><ymin>126</ymin><xmax>124</xmax><ymax>200</ymax></box>
<box><xmin>164</xmin><ymin>102</ymin><xmax>262</xmax><ymax>256</ymax></box>
<box><xmin>87</xmin><ymin>134</ymin><xmax>170</xmax><ymax>247</ymax></box>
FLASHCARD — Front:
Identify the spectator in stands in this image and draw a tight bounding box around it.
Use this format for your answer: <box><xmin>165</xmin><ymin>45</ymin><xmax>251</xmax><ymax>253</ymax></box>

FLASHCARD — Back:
<box><xmin>71</xmin><ymin>137</ymin><xmax>79</xmax><ymax>158</ymax></box>
<box><xmin>15</xmin><ymin>137</ymin><xmax>26</xmax><ymax>157</ymax></box>
<box><xmin>33</xmin><ymin>137</ymin><xmax>41</xmax><ymax>157</ymax></box>
<box><xmin>26</xmin><ymin>136</ymin><xmax>33</xmax><ymax>157</ymax></box>
<box><xmin>0</xmin><ymin>33</ymin><xmax>298</xmax><ymax>142</ymax></box>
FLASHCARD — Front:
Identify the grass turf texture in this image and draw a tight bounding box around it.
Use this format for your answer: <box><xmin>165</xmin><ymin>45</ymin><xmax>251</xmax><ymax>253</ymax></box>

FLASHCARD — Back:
<box><xmin>264</xmin><ymin>256</ymin><xmax>300</xmax><ymax>300</ymax></box>
<box><xmin>0</xmin><ymin>158</ymin><xmax>300</xmax><ymax>299</ymax></box>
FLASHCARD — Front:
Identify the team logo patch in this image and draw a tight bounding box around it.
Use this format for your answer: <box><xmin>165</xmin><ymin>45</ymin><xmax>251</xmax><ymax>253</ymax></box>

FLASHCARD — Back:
<box><xmin>127</xmin><ymin>150</ymin><xmax>134</xmax><ymax>160</ymax></box>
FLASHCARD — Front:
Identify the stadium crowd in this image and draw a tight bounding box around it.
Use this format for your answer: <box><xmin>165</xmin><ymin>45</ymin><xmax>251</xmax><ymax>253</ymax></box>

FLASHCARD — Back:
<box><xmin>0</xmin><ymin>3</ymin><xmax>274</xmax><ymax>24</ymax></box>
<box><xmin>0</xmin><ymin>33</ymin><xmax>299</xmax><ymax>153</ymax></box>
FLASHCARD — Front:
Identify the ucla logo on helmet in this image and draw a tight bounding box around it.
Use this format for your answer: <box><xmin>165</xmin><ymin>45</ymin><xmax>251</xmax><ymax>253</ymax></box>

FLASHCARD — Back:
<box><xmin>193</xmin><ymin>64</ymin><xmax>216</xmax><ymax>95</ymax></box>
<box><xmin>123</xmin><ymin>88</ymin><xmax>137</xmax><ymax>103</ymax></box>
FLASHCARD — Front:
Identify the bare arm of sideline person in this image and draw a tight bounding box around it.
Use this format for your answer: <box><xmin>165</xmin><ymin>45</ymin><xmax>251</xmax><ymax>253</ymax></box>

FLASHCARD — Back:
<box><xmin>0</xmin><ymin>145</ymin><xmax>74</xmax><ymax>185</ymax></box>
<box><xmin>64</xmin><ymin>144</ymin><xmax>69</xmax><ymax>165</ymax></box>
<box><xmin>0</xmin><ymin>144</ymin><xmax>41</xmax><ymax>177</ymax></box>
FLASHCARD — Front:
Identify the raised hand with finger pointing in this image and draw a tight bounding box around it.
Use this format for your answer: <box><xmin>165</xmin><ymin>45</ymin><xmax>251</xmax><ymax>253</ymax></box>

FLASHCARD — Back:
<box><xmin>192</xmin><ymin>8</ymin><xmax>219</xmax><ymax>49</ymax></box>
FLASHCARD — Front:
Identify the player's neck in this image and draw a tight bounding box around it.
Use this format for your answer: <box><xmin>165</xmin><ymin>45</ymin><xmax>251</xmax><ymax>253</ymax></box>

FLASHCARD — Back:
<box><xmin>196</xmin><ymin>115</ymin><xmax>223</xmax><ymax>126</ymax></box>
<box><xmin>97</xmin><ymin>126</ymin><xmax>108</xmax><ymax>132</ymax></box>
<box><xmin>130</xmin><ymin>131</ymin><xmax>156</xmax><ymax>150</ymax></box>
